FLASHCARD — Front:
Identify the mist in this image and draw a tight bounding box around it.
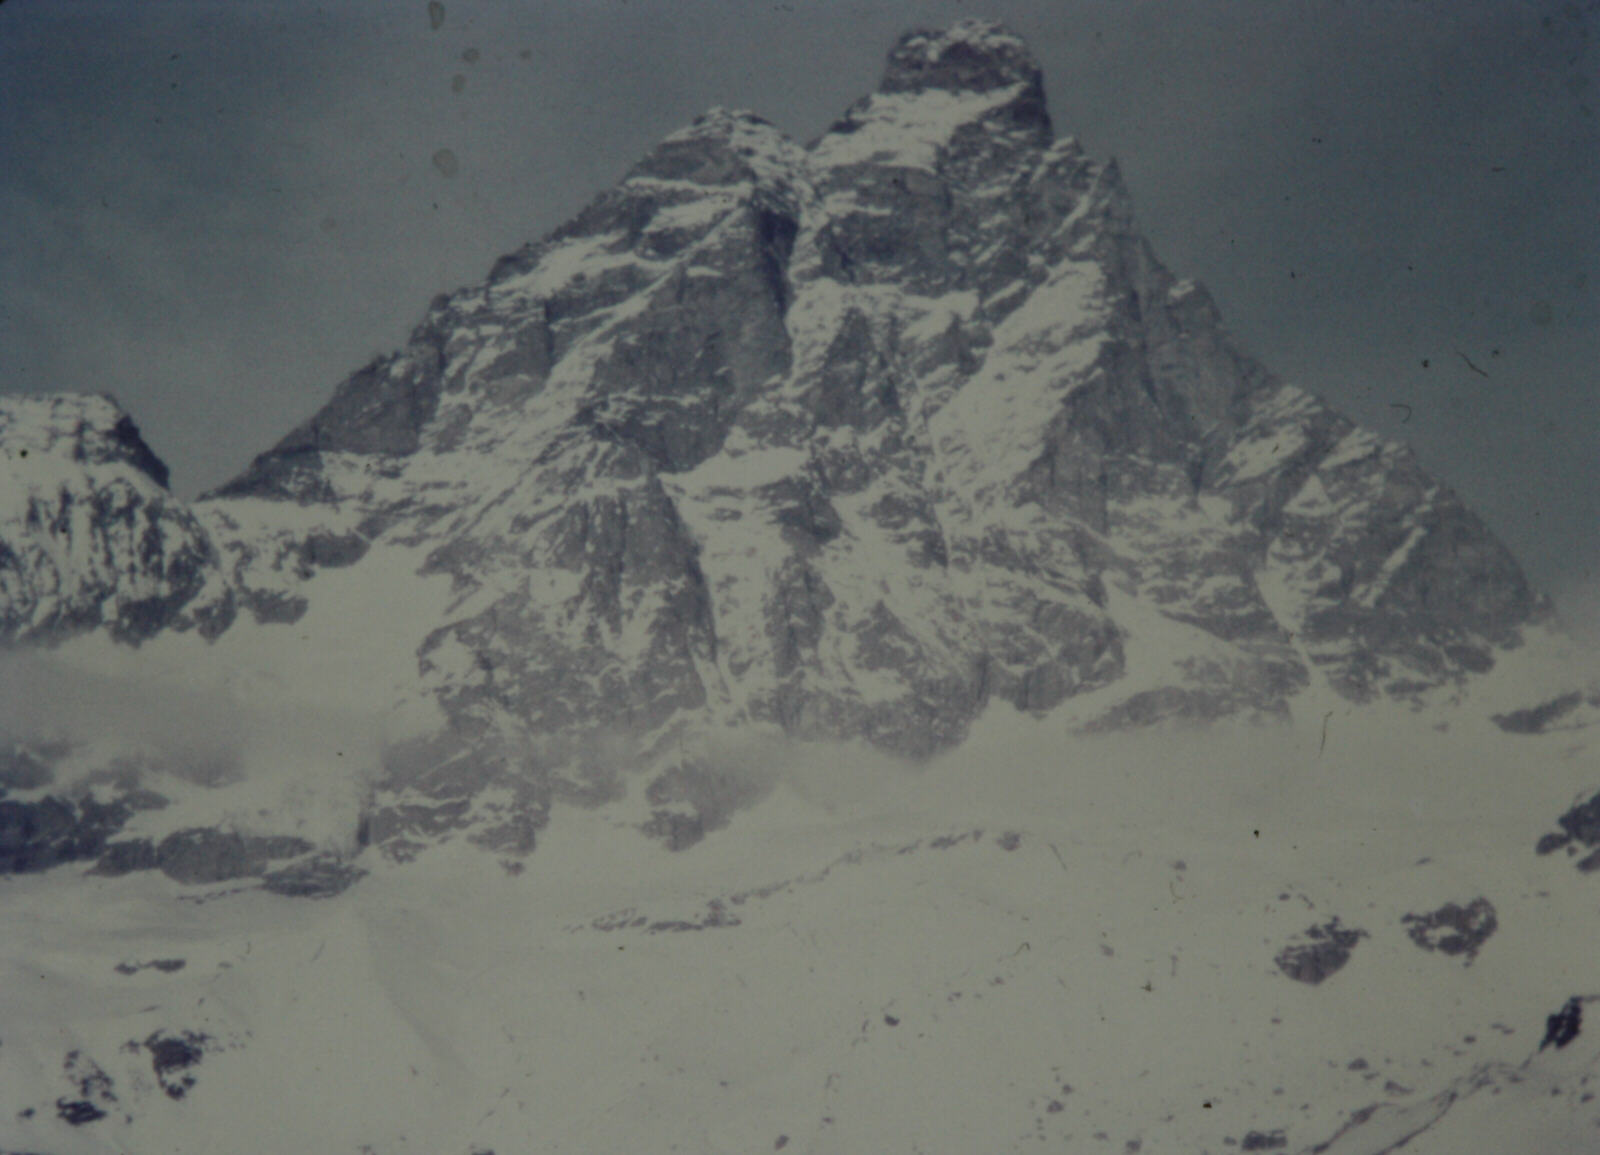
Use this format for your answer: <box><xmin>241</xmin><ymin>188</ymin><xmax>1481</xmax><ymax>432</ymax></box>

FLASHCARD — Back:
<box><xmin>0</xmin><ymin>650</ymin><xmax>381</xmax><ymax>849</ymax></box>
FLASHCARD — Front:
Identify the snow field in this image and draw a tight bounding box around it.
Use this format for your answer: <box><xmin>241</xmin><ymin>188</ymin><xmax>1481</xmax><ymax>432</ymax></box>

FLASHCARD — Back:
<box><xmin>3</xmin><ymin>695</ymin><xmax>1596</xmax><ymax>1154</ymax></box>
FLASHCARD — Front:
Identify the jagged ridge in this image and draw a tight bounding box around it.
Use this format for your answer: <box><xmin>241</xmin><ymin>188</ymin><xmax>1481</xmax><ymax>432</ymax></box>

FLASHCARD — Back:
<box><xmin>0</xmin><ymin>20</ymin><xmax>1545</xmax><ymax>859</ymax></box>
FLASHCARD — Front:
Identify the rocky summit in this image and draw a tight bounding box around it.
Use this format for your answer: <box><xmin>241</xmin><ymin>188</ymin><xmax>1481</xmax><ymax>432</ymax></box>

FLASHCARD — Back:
<box><xmin>0</xmin><ymin>20</ymin><xmax>1550</xmax><ymax>862</ymax></box>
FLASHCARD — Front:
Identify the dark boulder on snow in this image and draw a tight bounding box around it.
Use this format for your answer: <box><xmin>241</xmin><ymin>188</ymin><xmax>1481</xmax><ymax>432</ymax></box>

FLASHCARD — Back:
<box><xmin>261</xmin><ymin>853</ymin><xmax>367</xmax><ymax>898</ymax></box>
<box><xmin>1540</xmin><ymin>996</ymin><xmax>1584</xmax><ymax>1052</ymax></box>
<box><xmin>1533</xmin><ymin>789</ymin><xmax>1600</xmax><ymax>872</ymax></box>
<box><xmin>1275</xmin><ymin>919</ymin><xmax>1368</xmax><ymax>985</ymax></box>
<box><xmin>151</xmin><ymin>828</ymin><xmax>315</xmax><ymax>885</ymax></box>
<box><xmin>1</xmin><ymin>795</ymin><xmax>135</xmax><ymax>874</ymax></box>
<box><xmin>1401</xmin><ymin>898</ymin><xmax>1497</xmax><ymax>962</ymax></box>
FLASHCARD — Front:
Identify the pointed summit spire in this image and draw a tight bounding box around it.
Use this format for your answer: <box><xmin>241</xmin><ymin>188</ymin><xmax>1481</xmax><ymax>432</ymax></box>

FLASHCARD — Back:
<box><xmin>880</xmin><ymin>19</ymin><xmax>1043</xmax><ymax>97</ymax></box>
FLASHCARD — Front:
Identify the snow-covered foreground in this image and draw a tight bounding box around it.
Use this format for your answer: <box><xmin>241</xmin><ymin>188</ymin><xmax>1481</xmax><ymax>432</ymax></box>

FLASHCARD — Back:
<box><xmin>3</xmin><ymin>692</ymin><xmax>1598</xmax><ymax>1154</ymax></box>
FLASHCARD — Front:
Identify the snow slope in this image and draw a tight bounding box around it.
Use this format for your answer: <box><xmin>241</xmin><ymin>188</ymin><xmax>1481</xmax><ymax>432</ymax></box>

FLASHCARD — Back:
<box><xmin>3</xmin><ymin>684</ymin><xmax>1597</xmax><ymax>1154</ymax></box>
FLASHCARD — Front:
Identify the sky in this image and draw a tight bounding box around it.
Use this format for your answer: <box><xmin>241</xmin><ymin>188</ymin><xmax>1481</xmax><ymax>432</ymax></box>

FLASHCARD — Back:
<box><xmin>0</xmin><ymin>0</ymin><xmax>1595</xmax><ymax>622</ymax></box>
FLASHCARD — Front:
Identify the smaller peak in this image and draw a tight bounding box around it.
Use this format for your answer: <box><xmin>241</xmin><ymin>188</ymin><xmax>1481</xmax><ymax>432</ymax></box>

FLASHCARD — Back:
<box><xmin>0</xmin><ymin>392</ymin><xmax>170</xmax><ymax>488</ymax></box>
<box><xmin>882</xmin><ymin>19</ymin><xmax>1041</xmax><ymax>96</ymax></box>
<box><xmin>665</xmin><ymin>107</ymin><xmax>776</xmax><ymax>140</ymax></box>
<box><xmin>2</xmin><ymin>389</ymin><xmax>123</xmax><ymax>425</ymax></box>
<box><xmin>631</xmin><ymin>107</ymin><xmax>802</xmax><ymax>188</ymax></box>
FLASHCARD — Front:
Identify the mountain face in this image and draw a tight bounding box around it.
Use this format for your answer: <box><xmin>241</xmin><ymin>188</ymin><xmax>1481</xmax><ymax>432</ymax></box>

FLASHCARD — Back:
<box><xmin>0</xmin><ymin>394</ymin><xmax>233</xmax><ymax>645</ymax></box>
<box><xmin>0</xmin><ymin>20</ymin><xmax>1548</xmax><ymax>861</ymax></box>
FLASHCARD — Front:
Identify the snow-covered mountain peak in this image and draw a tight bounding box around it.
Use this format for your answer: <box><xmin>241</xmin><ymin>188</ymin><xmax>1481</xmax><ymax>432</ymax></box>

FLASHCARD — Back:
<box><xmin>0</xmin><ymin>394</ymin><xmax>233</xmax><ymax>645</ymax></box>
<box><xmin>0</xmin><ymin>22</ymin><xmax>1563</xmax><ymax>862</ymax></box>
<box><xmin>0</xmin><ymin>392</ymin><xmax>171</xmax><ymax>488</ymax></box>
<box><xmin>816</xmin><ymin>20</ymin><xmax>1050</xmax><ymax>181</ymax></box>
<box><xmin>881</xmin><ymin>19</ymin><xmax>1043</xmax><ymax>98</ymax></box>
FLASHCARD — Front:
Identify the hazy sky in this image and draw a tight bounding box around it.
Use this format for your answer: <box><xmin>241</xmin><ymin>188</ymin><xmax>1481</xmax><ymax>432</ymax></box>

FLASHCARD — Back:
<box><xmin>1</xmin><ymin>0</ymin><xmax>1594</xmax><ymax>618</ymax></box>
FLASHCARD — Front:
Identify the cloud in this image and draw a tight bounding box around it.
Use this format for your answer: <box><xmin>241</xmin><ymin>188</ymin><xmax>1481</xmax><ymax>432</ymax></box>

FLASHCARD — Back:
<box><xmin>1552</xmin><ymin>577</ymin><xmax>1600</xmax><ymax>665</ymax></box>
<box><xmin>2</xmin><ymin>651</ymin><xmax>367</xmax><ymax>760</ymax></box>
<box><xmin>0</xmin><ymin>650</ymin><xmax>381</xmax><ymax>847</ymax></box>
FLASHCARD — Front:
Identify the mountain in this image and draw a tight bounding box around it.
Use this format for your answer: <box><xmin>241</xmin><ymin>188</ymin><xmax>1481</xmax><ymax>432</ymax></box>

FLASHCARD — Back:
<box><xmin>0</xmin><ymin>20</ymin><xmax>1552</xmax><ymax>861</ymax></box>
<box><xmin>0</xmin><ymin>21</ymin><xmax>1595</xmax><ymax>1155</ymax></box>
<box><xmin>0</xmin><ymin>394</ymin><xmax>233</xmax><ymax>645</ymax></box>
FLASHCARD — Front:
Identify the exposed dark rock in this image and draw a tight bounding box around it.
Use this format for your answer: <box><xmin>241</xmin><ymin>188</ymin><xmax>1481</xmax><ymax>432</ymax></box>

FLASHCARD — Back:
<box><xmin>211</xmin><ymin>338</ymin><xmax>445</xmax><ymax>502</ymax></box>
<box><xmin>1556</xmin><ymin>791</ymin><xmax>1600</xmax><ymax>846</ymax></box>
<box><xmin>92</xmin><ymin>838</ymin><xmax>159</xmax><ymax>876</ymax></box>
<box><xmin>627</xmin><ymin>109</ymin><xmax>785</xmax><ymax>187</ymax></box>
<box><xmin>113</xmin><ymin>957</ymin><xmax>186</xmax><ymax>975</ymax></box>
<box><xmin>141</xmin><ymin>1030</ymin><xmax>210</xmax><ymax>1100</ymax></box>
<box><xmin>98</xmin><ymin>828</ymin><xmax>328</xmax><ymax>886</ymax></box>
<box><xmin>1493</xmin><ymin>690</ymin><xmax>1597</xmax><ymax>734</ymax></box>
<box><xmin>55</xmin><ymin>1098</ymin><xmax>106</xmax><ymax>1125</ymax></box>
<box><xmin>1540</xmin><ymin>997</ymin><xmax>1583</xmax><ymax>1051</ymax></box>
<box><xmin>105</xmin><ymin>416</ymin><xmax>168</xmax><ymax>489</ymax></box>
<box><xmin>240</xmin><ymin>587</ymin><xmax>310</xmax><ymax>625</ymax></box>
<box><xmin>298</xmin><ymin>530</ymin><xmax>369</xmax><ymax>569</ymax></box>
<box><xmin>1239</xmin><ymin>1131</ymin><xmax>1288</xmax><ymax>1151</ymax></box>
<box><xmin>1535</xmin><ymin>790</ymin><xmax>1600</xmax><ymax>872</ymax></box>
<box><xmin>0</xmin><ymin>795</ymin><xmax>133</xmax><ymax>874</ymax></box>
<box><xmin>1275</xmin><ymin>919</ymin><xmax>1368</xmax><ymax>985</ymax></box>
<box><xmin>1401</xmin><ymin>898</ymin><xmax>1497</xmax><ymax>962</ymax></box>
<box><xmin>881</xmin><ymin>20</ymin><xmax>1044</xmax><ymax>97</ymax></box>
<box><xmin>261</xmin><ymin>853</ymin><xmax>367</xmax><ymax>898</ymax></box>
<box><xmin>55</xmin><ymin>1050</ymin><xmax>115</xmax><ymax>1125</ymax></box>
<box><xmin>203</xmin><ymin>446</ymin><xmax>337</xmax><ymax>504</ymax></box>
<box><xmin>644</xmin><ymin>899</ymin><xmax>741</xmax><ymax>933</ymax></box>
<box><xmin>153</xmin><ymin>828</ymin><xmax>314</xmax><ymax>885</ymax></box>
<box><xmin>1536</xmin><ymin>831</ymin><xmax>1572</xmax><ymax>855</ymax></box>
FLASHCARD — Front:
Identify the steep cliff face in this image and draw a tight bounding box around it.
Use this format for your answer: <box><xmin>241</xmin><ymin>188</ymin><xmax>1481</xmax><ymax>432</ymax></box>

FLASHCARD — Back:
<box><xmin>0</xmin><ymin>21</ymin><xmax>1545</xmax><ymax>856</ymax></box>
<box><xmin>0</xmin><ymin>394</ymin><xmax>233</xmax><ymax>645</ymax></box>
